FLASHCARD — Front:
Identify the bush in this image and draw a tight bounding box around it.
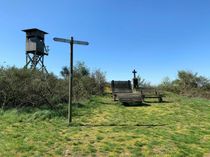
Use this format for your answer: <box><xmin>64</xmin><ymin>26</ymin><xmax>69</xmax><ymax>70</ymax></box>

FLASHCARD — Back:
<box><xmin>136</xmin><ymin>75</ymin><xmax>151</xmax><ymax>88</ymax></box>
<box><xmin>159</xmin><ymin>70</ymin><xmax>210</xmax><ymax>99</ymax></box>
<box><xmin>0</xmin><ymin>62</ymin><xmax>106</xmax><ymax>109</ymax></box>
<box><xmin>60</xmin><ymin>62</ymin><xmax>106</xmax><ymax>102</ymax></box>
<box><xmin>0</xmin><ymin>67</ymin><xmax>57</xmax><ymax>109</ymax></box>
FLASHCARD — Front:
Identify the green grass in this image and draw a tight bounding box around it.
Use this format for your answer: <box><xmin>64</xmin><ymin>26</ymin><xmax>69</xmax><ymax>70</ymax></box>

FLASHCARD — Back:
<box><xmin>0</xmin><ymin>93</ymin><xmax>210</xmax><ymax>156</ymax></box>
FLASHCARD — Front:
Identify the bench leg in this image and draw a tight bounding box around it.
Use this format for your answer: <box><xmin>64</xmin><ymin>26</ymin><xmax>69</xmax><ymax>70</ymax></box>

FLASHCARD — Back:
<box><xmin>141</xmin><ymin>95</ymin><xmax>145</xmax><ymax>102</ymax></box>
<box><xmin>113</xmin><ymin>94</ymin><xmax>117</xmax><ymax>101</ymax></box>
<box><xmin>158</xmin><ymin>97</ymin><xmax>163</xmax><ymax>103</ymax></box>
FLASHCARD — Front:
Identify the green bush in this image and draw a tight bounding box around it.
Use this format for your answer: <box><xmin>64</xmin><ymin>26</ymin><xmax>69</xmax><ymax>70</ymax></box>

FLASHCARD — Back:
<box><xmin>159</xmin><ymin>70</ymin><xmax>210</xmax><ymax>99</ymax></box>
<box><xmin>0</xmin><ymin>67</ymin><xmax>66</xmax><ymax>109</ymax></box>
<box><xmin>0</xmin><ymin>62</ymin><xmax>106</xmax><ymax>109</ymax></box>
<box><xmin>60</xmin><ymin>62</ymin><xmax>106</xmax><ymax>102</ymax></box>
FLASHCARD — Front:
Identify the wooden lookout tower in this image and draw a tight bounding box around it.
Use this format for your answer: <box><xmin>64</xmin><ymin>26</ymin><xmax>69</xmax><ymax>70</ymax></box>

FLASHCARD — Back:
<box><xmin>22</xmin><ymin>28</ymin><xmax>49</xmax><ymax>73</ymax></box>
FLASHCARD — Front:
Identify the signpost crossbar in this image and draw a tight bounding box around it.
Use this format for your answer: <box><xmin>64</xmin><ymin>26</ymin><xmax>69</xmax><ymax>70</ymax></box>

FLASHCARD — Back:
<box><xmin>53</xmin><ymin>37</ymin><xmax>89</xmax><ymax>45</ymax></box>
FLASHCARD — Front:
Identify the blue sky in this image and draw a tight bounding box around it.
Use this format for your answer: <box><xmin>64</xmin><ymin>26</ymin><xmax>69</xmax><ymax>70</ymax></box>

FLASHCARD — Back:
<box><xmin>0</xmin><ymin>0</ymin><xmax>210</xmax><ymax>84</ymax></box>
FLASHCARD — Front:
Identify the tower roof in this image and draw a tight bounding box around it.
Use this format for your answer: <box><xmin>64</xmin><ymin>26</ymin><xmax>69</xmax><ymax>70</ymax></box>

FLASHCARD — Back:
<box><xmin>22</xmin><ymin>28</ymin><xmax>48</xmax><ymax>34</ymax></box>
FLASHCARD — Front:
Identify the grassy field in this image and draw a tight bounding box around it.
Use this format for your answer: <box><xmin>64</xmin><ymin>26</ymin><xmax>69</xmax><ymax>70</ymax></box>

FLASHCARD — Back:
<box><xmin>0</xmin><ymin>93</ymin><xmax>210</xmax><ymax>156</ymax></box>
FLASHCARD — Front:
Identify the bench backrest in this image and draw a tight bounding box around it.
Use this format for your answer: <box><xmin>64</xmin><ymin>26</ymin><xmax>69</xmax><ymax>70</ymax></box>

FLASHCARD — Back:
<box><xmin>138</xmin><ymin>87</ymin><xmax>160</xmax><ymax>95</ymax></box>
<box><xmin>111</xmin><ymin>80</ymin><xmax>132</xmax><ymax>93</ymax></box>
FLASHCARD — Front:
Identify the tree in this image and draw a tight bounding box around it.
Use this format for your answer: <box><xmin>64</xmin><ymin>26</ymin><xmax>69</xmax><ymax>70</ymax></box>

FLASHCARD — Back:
<box><xmin>136</xmin><ymin>75</ymin><xmax>150</xmax><ymax>87</ymax></box>
<box><xmin>74</xmin><ymin>62</ymin><xmax>90</xmax><ymax>77</ymax></box>
<box><xmin>60</xmin><ymin>66</ymin><xmax>69</xmax><ymax>79</ymax></box>
<box><xmin>60</xmin><ymin>62</ymin><xmax>106</xmax><ymax>102</ymax></box>
<box><xmin>92</xmin><ymin>69</ymin><xmax>106</xmax><ymax>94</ymax></box>
<box><xmin>177</xmin><ymin>71</ymin><xmax>198</xmax><ymax>92</ymax></box>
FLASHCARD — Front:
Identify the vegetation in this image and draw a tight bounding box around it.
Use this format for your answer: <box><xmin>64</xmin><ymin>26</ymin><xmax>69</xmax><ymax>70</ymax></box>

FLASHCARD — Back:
<box><xmin>0</xmin><ymin>66</ymin><xmax>62</xmax><ymax>109</ymax></box>
<box><xmin>0</xmin><ymin>94</ymin><xmax>210</xmax><ymax>156</ymax></box>
<box><xmin>61</xmin><ymin>62</ymin><xmax>106</xmax><ymax>101</ymax></box>
<box><xmin>137</xmin><ymin>75</ymin><xmax>151</xmax><ymax>88</ymax></box>
<box><xmin>0</xmin><ymin>62</ymin><xmax>106</xmax><ymax>109</ymax></box>
<box><xmin>159</xmin><ymin>70</ymin><xmax>210</xmax><ymax>99</ymax></box>
<box><xmin>1</xmin><ymin>64</ymin><xmax>210</xmax><ymax>156</ymax></box>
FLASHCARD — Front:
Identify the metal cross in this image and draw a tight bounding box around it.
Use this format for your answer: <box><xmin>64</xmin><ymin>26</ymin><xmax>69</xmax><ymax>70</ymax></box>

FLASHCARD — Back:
<box><xmin>132</xmin><ymin>69</ymin><xmax>137</xmax><ymax>78</ymax></box>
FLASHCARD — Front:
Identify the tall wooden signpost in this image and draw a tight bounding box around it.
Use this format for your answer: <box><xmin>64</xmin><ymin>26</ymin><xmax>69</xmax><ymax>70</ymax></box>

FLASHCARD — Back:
<box><xmin>53</xmin><ymin>37</ymin><xmax>89</xmax><ymax>125</ymax></box>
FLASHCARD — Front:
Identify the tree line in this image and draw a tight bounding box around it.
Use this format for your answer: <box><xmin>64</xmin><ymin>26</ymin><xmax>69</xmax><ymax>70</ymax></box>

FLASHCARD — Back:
<box><xmin>1</xmin><ymin>63</ymin><xmax>210</xmax><ymax>110</ymax></box>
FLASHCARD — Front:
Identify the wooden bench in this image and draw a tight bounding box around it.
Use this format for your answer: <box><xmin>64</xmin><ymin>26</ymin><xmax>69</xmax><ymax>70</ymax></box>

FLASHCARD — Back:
<box><xmin>139</xmin><ymin>88</ymin><xmax>163</xmax><ymax>102</ymax></box>
<box><xmin>111</xmin><ymin>80</ymin><xmax>142</xmax><ymax>103</ymax></box>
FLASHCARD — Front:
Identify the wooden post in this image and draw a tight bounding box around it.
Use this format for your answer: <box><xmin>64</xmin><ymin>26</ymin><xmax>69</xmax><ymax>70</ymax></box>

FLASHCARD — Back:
<box><xmin>69</xmin><ymin>37</ymin><xmax>74</xmax><ymax>124</ymax></box>
<box><xmin>53</xmin><ymin>36</ymin><xmax>89</xmax><ymax>125</ymax></box>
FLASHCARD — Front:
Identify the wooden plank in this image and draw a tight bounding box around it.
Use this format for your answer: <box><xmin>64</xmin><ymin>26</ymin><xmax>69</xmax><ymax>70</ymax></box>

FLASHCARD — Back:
<box><xmin>116</xmin><ymin>93</ymin><xmax>142</xmax><ymax>103</ymax></box>
<box><xmin>53</xmin><ymin>37</ymin><xmax>89</xmax><ymax>45</ymax></box>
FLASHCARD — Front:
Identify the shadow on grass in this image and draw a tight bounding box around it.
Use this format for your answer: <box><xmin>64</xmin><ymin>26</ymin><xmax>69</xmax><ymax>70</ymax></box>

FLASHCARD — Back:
<box><xmin>89</xmin><ymin>98</ymin><xmax>113</xmax><ymax>106</ymax></box>
<box><xmin>69</xmin><ymin>123</ymin><xmax>167</xmax><ymax>127</ymax></box>
<box><xmin>74</xmin><ymin>103</ymin><xmax>86</xmax><ymax>108</ymax></box>
<box><xmin>123</xmin><ymin>102</ymin><xmax>151</xmax><ymax>107</ymax></box>
<box><xmin>143</xmin><ymin>100</ymin><xmax>173</xmax><ymax>103</ymax></box>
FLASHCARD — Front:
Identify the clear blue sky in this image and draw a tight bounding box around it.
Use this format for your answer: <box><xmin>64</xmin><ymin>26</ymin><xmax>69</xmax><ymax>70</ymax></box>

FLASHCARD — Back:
<box><xmin>0</xmin><ymin>0</ymin><xmax>210</xmax><ymax>84</ymax></box>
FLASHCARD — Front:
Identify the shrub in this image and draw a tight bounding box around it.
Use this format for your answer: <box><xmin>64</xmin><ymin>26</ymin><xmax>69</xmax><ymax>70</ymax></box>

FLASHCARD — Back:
<box><xmin>0</xmin><ymin>67</ymin><xmax>58</xmax><ymax>109</ymax></box>
<box><xmin>0</xmin><ymin>62</ymin><xmax>106</xmax><ymax>109</ymax></box>
<box><xmin>159</xmin><ymin>70</ymin><xmax>210</xmax><ymax>99</ymax></box>
<box><xmin>136</xmin><ymin>75</ymin><xmax>151</xmax><ymax>88</ymax></box>
<box><xmin>60</xmin><ymin>62</ymin><xmax>106</xmax><ymax>102</ymax></box>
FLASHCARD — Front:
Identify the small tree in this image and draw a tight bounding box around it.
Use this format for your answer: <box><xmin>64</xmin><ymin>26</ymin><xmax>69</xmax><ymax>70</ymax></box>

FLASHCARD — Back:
<box><xmin>60</xmin><ymin>66</ymin><xmax>69</xmax><ymax>79</ymax></box>
<box><xmin>136</xmin><ymin>75</ymin><xmax>150</xmax><ymax>88</ymax></box>
<box><xmin>177</xmin><ymin>71</ymin><xmax>198</xmax><ymax>92</ymax></box>
<box><xmin>60</xmin><ymin>61</ymin><xmax>106</xmax><ymax>102</ymax></box>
